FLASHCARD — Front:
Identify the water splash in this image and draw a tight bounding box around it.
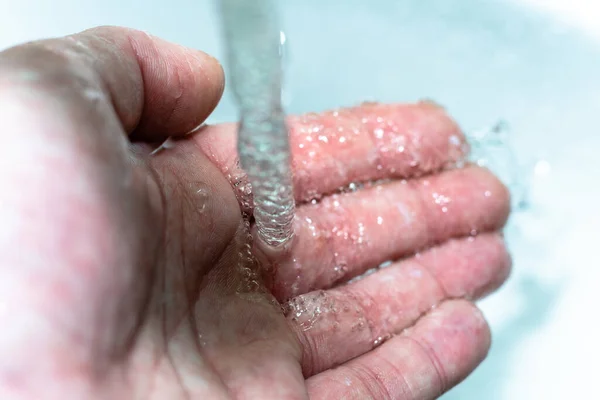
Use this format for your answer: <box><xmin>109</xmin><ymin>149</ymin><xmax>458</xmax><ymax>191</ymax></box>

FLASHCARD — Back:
<box><xmin>467</xmin><ymin>120</ymin><xmax>531</xmax><ymax>211</ymax></box>
<box><xmin>218</xmin><ymin>0</ymin><xmax>295</xmax><ymax>250</ymax></box>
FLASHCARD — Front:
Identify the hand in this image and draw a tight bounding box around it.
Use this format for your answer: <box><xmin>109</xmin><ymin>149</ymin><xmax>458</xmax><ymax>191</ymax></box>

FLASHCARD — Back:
<box><xmin>0</xmin><ymin>27</ymin><xmax>511</xmax><ymax>400</ymax></box>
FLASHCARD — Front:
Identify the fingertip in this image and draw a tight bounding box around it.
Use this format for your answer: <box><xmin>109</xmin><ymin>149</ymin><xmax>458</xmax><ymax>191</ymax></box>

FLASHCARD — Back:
<box><xmin>124</xmin><ymin>31</ymin><xmax>225</xmax><ymax>141</ymax></box>
<box><xmin>306</xmin><ymin>300</ymin><xmax>492</xmax><ymax>400</ymax></box>
<box><xmin>73</xmin><ymin>26</ymin><xmax>225</xmax><ymax>141</ymax></box>
<box><xmin>408</xmin><ymin>299</ymin><xmax>492</xmax><ymax>385</ymax></box>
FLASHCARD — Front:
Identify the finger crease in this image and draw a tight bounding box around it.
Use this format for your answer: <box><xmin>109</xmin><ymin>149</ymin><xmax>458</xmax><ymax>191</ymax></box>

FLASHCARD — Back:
<box><xmin>404</xmin><ymin>335</ymin><xmax>448</xmax><ymax>395</ymax></box>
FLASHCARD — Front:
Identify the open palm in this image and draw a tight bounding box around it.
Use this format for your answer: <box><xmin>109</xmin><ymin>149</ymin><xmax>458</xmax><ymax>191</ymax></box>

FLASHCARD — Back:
<box><xmin>0</xmin><ymin>27</ymin><xmax>510</xmax><ymax>400</ymax></box>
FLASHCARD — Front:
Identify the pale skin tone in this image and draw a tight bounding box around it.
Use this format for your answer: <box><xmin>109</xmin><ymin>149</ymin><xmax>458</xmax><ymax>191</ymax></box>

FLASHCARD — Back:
<box><xmin>0</xmin><ymin>27</ymin><xmax>511</xmax><ymax>399</ymax></box>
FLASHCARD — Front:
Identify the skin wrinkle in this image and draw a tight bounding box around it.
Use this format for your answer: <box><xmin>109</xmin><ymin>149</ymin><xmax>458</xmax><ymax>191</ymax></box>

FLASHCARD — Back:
<box><xmin>349</xmin><ymin>361</ymin><xmax>395</xmax><ymax>400</ymax></box>
<box><xmin>411</xmin><ymin>177</ymin><xmax>439</xmax><ymax>251</ymax></box>
<box><xmin>114</xmin><ymin>163</ymin><xmax>165</xmax><ymax>364</ymax></box>
<box><xmin>346</xmin><ymin>289</ymin><xmax>377</xmax><ymax>349</ymax></box>
<box><xmin>367</xmin><ymin>352</ymin><xmax>414</xmax><ymax>400</ymax></box>
<box><xmin>161</xmin><ymin>56</ymin><xmax>185</xmax><ymax>133</ymax></box>
<box><xmin>71</xmin><ymin>30</ymin><xmax>145</xmax><ymax>132</ymax></box>
<box><xmin>412</xmin><ymin>259</ymin><xmax>450</xmax><ymax>301</ymax></box>
<box><xmin>403</xmin><ymin>335</ymin><xmax>447</xmax><ymax>396</ymax></box>
<box><xmin>124</xmin><ymin>33</ymin><xmax>147</xmax><ymax>133</ymax></box>
<box><xmin>376</xmin><ymin>353</ymin><xmax>417</xmax><ymax>400</ymax></box>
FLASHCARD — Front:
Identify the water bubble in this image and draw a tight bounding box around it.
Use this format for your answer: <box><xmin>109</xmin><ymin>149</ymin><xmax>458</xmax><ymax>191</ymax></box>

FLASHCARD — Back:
<box><xmin>432</xmin><ymin>192</ymin><xmax>451</xmax><ymax>213</ymax></box>
<box><xmin>352</xmin><ymin>320</ymin><xmax>366</xmax><ymax>332</ymax></box>
<box><xmin>333</xmin><ymin>263</ymin><xmax>348</xmax><ymax>278</ymax></box>
<box><xmin>284</xmin><ymin>291</ymin><xmax>331</xmax><ymax>331</ymax></box>
<box><xmin>304</xmin><ymin>216</ymin><xmax>318</xmax><ymax>237</ymax></box>
<box><xmin>356</xmin><ymin>222</ymin><xmax>366</xmax><ymax>244</ymax></box>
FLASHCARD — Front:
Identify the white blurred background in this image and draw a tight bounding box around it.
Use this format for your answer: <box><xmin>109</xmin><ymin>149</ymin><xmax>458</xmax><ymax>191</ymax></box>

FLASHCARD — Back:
<box><xmin>1</xmin><ymin>0</ymin><xmax>599</xmax><ymax>398</ymax></box>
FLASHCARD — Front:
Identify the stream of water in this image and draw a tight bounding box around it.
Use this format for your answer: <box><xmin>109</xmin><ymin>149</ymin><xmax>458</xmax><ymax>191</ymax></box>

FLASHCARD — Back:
<box><xmin>218</xmin><ymin>0</ymin><xmax>296</xmax><ymax>251</ymax></box>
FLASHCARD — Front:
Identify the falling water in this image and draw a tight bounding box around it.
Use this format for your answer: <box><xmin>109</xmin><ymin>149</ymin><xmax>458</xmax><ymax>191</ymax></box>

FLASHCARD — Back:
<box><xmin>218</xmin><ymin>0</ymin><xmax>295</xmax><ymax>250</ymax></box>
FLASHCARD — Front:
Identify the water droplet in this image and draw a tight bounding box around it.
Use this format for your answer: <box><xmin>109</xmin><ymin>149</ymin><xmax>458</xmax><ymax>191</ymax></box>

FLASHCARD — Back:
<box><xmin>333</xmin><ymin>263</ymin><xmax>348</xmax><ymax>277</ymax></box>
<box><xmin>449</xmin><ymin>134</ymin><xmax>462</xmax><ymax>147</ymax></box>
<box><xmin>432</xmin><ymin>192</ymin><xmax>451</xmax><ymax>213</ymax></box>
<box><xmin>198</xmin><ymin>333</ymin><xmax>207</xmax><ymax>347</ymax></box>
<box><xmin>150</xmin><ymin>136</ymin><xmax>176</xmax><ymax>155</ymax></box>
<box><xmin>377</xmin><ymin>216</ymin><xmax>383</xmax><ymax>225</ymax></box>
<box><xmin>356</xmin><ymin>222</ymin><xmax>366</xmax><ymax>244</ymax></box>
<box><xmin>195</xmin><ymin>186</ymin><xmax>210</xmax><ymax>213</ymax></box>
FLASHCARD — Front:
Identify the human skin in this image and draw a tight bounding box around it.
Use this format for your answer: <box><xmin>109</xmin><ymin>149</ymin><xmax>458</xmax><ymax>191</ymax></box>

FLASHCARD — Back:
<box><xmin>0</xmin><ymin>27</ymin><xmax>511</xmax><ymax>399</ymax></box>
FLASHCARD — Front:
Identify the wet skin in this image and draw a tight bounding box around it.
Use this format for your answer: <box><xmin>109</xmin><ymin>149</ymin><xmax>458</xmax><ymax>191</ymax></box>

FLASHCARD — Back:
<box><xmin>0</xmin><ymin>27</ymin><xmax>511</xmax><ymax>399</ymax></box>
